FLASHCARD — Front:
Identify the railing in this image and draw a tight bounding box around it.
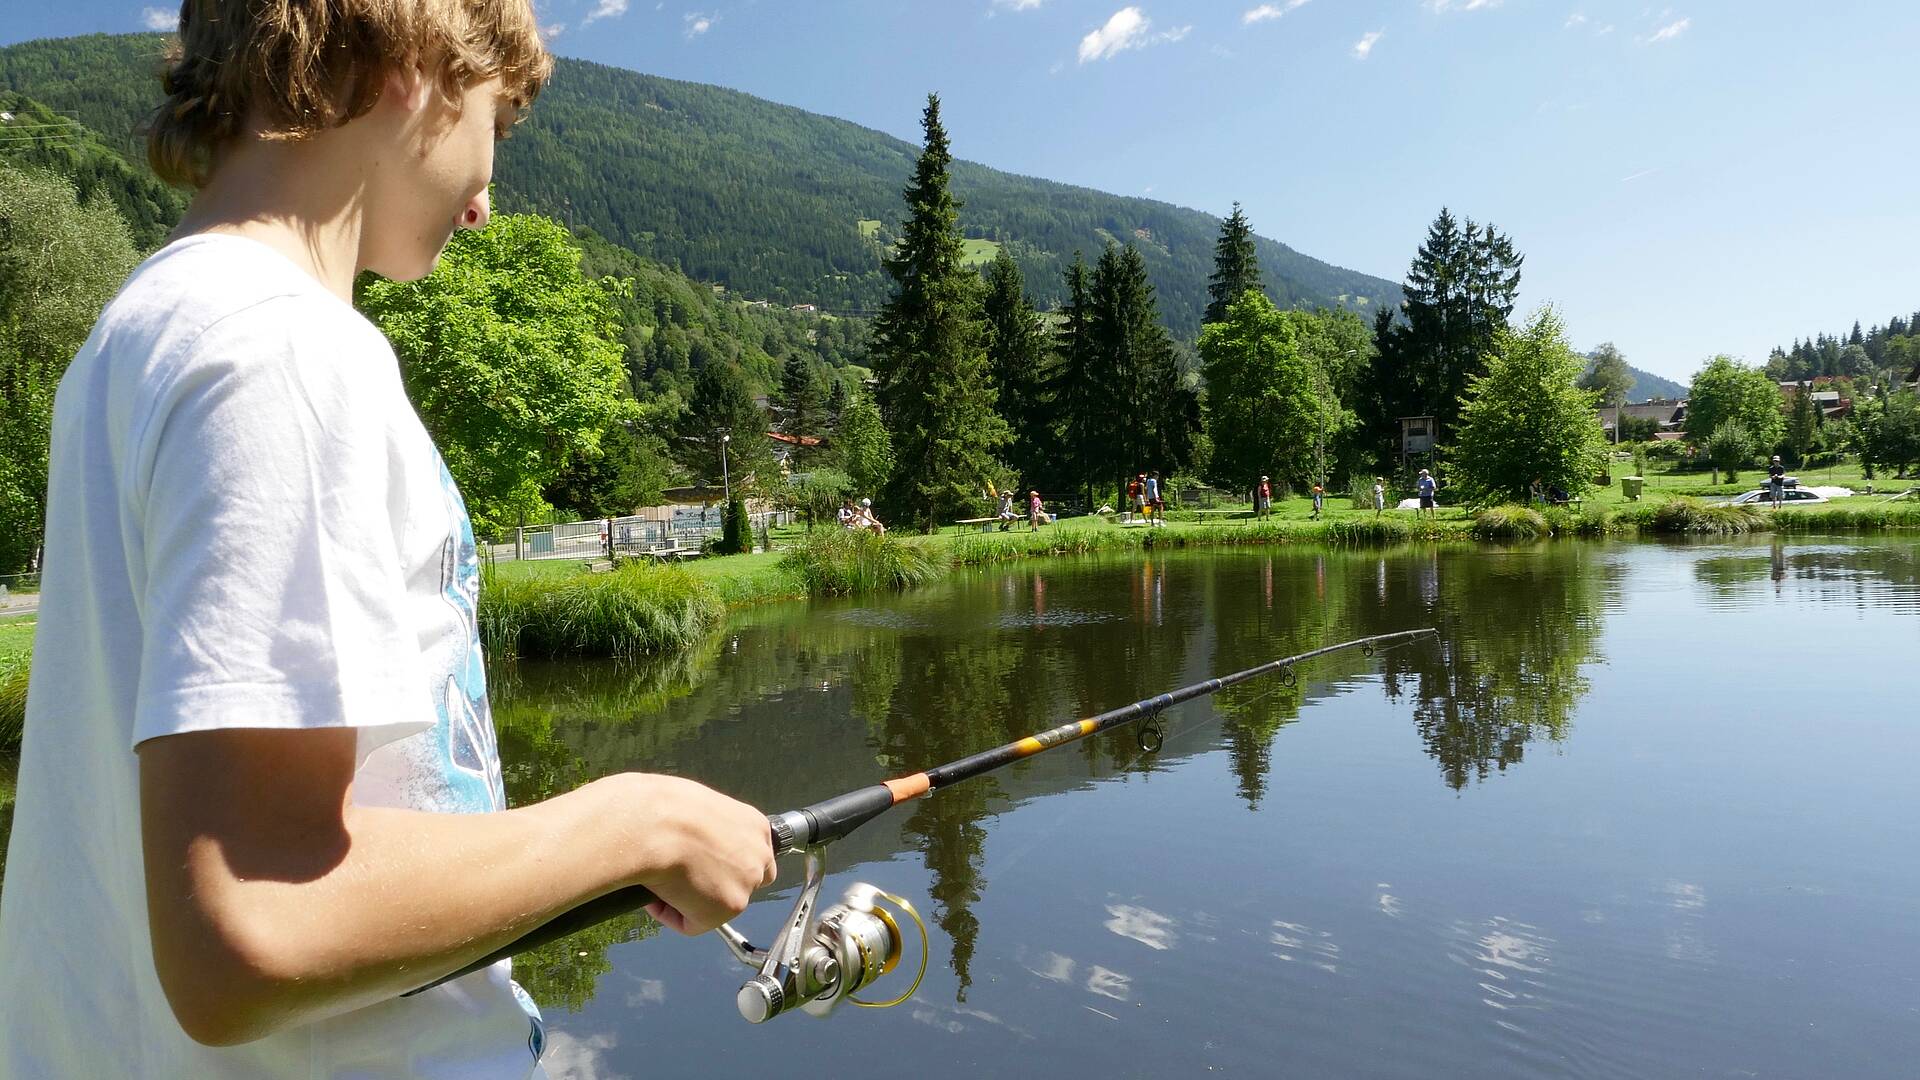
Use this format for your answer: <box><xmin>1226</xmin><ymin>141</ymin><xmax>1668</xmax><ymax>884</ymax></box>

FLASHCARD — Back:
<box><xmin>486</xmin><ymin>510</ymin><xmax>793</xmax><ymax>563</ymax></box>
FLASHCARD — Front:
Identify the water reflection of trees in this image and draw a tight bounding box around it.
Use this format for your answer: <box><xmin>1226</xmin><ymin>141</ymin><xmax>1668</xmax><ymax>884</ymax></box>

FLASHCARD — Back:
<box><xmin>1367</xmin><ymin>547</ymin><xmax>1615</xmax><ymax>789</ymax></box>
<box><xmin>486</xmin><ymin>544</ymin><xmax>1620</xmax><ymax>1009</ymax></box>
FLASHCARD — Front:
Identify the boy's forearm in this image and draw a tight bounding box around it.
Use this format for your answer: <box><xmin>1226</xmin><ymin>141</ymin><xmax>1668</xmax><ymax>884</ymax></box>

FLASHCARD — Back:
<box><xmin>153</xmin><ymin>776</ymin><xmax>647</xmax><ymax>1045</ymax></box>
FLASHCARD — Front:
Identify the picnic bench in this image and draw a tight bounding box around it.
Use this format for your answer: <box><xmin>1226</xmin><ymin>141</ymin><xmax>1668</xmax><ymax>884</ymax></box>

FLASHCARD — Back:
<box><xmin>1192</xmin><ymin>509</ymin><xmax>1254</xmax><ymax>524</ymax></box>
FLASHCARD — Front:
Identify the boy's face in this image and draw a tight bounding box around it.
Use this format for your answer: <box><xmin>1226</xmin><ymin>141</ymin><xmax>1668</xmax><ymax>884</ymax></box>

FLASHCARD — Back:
<box><xmin>368</xmin><ymin>74</ymin><xmax>517</xmax><ymax>281</ymax></box>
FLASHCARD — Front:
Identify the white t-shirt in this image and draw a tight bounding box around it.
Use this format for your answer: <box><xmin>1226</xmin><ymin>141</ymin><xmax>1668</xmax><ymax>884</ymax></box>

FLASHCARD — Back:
<box><xmin>0</xmin><ymin>234</ymin><xmax>547</xmax><ymax>1078</ymax></box>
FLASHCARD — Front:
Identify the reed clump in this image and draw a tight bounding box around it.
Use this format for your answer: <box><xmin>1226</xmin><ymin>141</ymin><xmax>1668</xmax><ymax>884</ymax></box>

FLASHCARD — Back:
<box><xmin>779</xmin><ymin>530</ymin><xmax>943</xmax><ymax>595</ymax></box>
<box><xmin>1650</xmin><ymin>496</ymin><xmax>1764</xmax><ymax>535</ymax></box>
<box><xmin>0</xmin><ymin>651</ymin><xmax>27</xmax><ymax>755</ymax></box>
<box><xmin>1473</xmin><ymin>504</ymin><xmax>1550</xmax><ymax>539</ymax></box>
<box><xmin>481</xmin><ymin>562</ymin><xmax>725</xmax><ymax>660</ymax></box>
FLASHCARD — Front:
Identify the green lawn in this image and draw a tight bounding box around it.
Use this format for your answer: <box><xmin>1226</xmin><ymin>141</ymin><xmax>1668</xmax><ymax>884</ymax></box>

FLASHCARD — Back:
<box><xmin>0</xmin><ymin>618</ymin><xmax>33</xmax><ymax>659</ymax></box>
<box><xmin>856</xmin><ymin>218</ymin><xmax>883</xmax><ymax>240</ymax></box>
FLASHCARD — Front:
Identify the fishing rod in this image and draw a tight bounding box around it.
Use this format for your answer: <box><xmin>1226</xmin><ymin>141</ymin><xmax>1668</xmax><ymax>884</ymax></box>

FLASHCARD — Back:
<box><xmin>412</xmin><ymin>627</ymin><xmax>1436</xmax><ymax>1020</ymax></box>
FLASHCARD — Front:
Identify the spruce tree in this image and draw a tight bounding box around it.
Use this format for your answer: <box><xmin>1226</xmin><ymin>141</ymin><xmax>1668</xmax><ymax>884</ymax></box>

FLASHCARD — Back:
<box><xmin>1089</xmin><ymin>243</ymin><xmax>1197</xmax><ymax>500</ymax></box>
<box><xmin>1054</xmin><ymin>253</ymin><xmax>1104</xmax><ymax>505</ymax></box>
<box><xmin>675</xmin><ymin>359</ymin><xmax>772</xmax><ymax>492</ymax></box>
<box><xmin>1205</xmin><ymin>201</ymin><xmax>1262</xmax><ymax>325</ymax></box>
<box><xmin>868</xmin><ymin>94</ymin><xmax>1009</xmax><ymax>530</ymax></box>
<box><xmin>1358</xmin><ymin>207</ymin><xmax>1523</xmax><ymax>467</ymax></box>
<box><xmin>981</xmin><ymin>249</ymin><xmax>1055</xmax><ymax>487</ymax></box>
<box><xmin>777</xmin><ymin>350</ymin><xmax>825</xmax><ymax>449</ymax></box>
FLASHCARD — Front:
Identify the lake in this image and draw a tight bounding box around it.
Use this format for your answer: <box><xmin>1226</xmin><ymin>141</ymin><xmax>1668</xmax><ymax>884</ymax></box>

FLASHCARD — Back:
<box><xmin>502</xmin><ymin>538</ymin><xmax>1920</xmax><ymax>1078</ymax></box>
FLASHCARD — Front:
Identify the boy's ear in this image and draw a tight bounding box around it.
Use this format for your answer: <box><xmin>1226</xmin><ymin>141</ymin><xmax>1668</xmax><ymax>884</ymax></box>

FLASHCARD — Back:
<box><xmin>379</xmin><ymin>64</ymin><xmax>435</xmax><ymax>116</ymax></box>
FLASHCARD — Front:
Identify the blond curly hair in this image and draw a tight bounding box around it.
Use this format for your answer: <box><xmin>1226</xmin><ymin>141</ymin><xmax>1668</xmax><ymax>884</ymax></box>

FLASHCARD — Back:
<box><xmin>147</xmin><ymin>0</ymin><xmax>552</xmax><ymax>188</ymax></box>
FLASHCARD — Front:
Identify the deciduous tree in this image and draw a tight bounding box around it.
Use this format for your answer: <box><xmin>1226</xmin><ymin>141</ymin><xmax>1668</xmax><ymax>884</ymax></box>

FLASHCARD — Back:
<box><xmin>1448</xmin><ymin>307</ymin><xmax>1607</xmax><ymax>504</ymax></box>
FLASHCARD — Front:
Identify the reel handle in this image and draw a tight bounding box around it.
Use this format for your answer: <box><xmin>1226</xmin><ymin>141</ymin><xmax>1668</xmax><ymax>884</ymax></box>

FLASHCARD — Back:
<box><xmin>404</xmin><ymin>814</ymin><xmax>791</xmax><ymax>996</ymax></box>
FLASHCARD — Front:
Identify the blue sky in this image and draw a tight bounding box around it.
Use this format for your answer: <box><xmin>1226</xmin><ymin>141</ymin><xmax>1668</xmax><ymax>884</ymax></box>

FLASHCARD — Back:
<box><xmin>7</xmin><ymin>1</ymin><xmax>1918</xmax><ymax>382</ymax></box>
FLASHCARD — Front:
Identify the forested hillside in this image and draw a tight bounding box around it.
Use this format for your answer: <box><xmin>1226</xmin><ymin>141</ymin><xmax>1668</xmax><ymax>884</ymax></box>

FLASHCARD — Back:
<box><xmin>0</xmin><ymin>33</ymin><xmax>1400</xmax><ymax>340</ymax></box>
<box><xmin>0</xmin><ymin>91</ymin><xmax>184</xmax><ymax>250</ymax></box>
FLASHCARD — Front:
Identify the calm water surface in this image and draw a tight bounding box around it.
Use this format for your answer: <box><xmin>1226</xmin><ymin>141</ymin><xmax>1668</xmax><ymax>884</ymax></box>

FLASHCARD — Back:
<box><xmin>496</xmin><ymin>539</ymin><xmax>1920</xmax><ymax>1079</ymax></box>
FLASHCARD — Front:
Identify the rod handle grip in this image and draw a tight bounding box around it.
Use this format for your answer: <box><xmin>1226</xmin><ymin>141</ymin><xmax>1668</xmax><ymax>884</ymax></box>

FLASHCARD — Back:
<box><xmin>404</xmin><ymin>815</ymin><xmax>785</xmax><ymax>996</ymax></box>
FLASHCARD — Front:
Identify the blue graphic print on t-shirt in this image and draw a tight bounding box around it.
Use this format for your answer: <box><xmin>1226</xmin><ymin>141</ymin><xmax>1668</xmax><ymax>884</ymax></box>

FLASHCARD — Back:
<box><xmin>432</xmin><ymin>455</ymin><xmax>503</xmax><ymax>813</ymax></box>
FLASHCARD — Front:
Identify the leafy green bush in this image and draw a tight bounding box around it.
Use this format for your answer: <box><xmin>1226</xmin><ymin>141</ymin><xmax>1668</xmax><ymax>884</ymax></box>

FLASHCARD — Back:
<box><xmin>779</xmin><ymin>530</ymin><xmax>942</xmax><ymax>595</ymax></box>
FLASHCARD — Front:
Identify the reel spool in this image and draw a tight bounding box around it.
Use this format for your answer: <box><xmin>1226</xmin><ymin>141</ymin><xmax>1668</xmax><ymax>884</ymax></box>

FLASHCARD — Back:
<box><xmin>724</xmin><ymin>849</ymin><xmax>928</xmax><ymax>1024</ymax></box>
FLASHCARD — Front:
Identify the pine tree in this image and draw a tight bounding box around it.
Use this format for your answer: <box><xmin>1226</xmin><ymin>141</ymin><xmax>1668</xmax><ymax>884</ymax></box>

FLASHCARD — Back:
<box><xmin>868</xmin><ymin>94</ymin><xmax>1009</xmax><ymax>530</ymax></box>
<box><xmin>1204</xmin><ymin>202</ymin><xmax>1262</xmax><ymax>325</ymax></box>
<box><xmin>981</xmin><ymin>249</ymin><xmax>1055</xmax><ymax>487</ymax></box>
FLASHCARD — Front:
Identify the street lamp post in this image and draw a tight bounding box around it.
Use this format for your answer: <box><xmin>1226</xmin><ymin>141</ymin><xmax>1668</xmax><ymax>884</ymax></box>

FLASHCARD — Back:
<box><xmin>720</xmin><ymin>432</ymin><xmax>732</xmax><ymax>504</ymax></box>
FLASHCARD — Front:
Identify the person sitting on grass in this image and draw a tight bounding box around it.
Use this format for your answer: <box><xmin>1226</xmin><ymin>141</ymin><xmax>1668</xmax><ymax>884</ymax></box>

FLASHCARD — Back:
<box><xmin>839</xmin><ymin>496</ymin><xmax>859</xmax><ymax>529</ymax></box>
<box><xmin>858</xmin><ymin>498</ymin><xmax>887</xmax><ymax>535</ymax></box>
<box><xmin>0</xmin><ymin>3</ymin><xmax>775</xmax><ymax>1074</ymax></box>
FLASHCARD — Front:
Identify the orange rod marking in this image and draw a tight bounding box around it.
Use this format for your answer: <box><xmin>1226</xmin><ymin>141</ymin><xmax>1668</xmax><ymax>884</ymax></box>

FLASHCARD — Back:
<box><xmin>885</xmin><ymin>773</ymin><xmax>931</xmax><ymax>803</ymax></box>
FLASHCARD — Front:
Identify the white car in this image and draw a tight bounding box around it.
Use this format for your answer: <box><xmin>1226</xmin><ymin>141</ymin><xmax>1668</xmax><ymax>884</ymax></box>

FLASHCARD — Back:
<box><xmin>1728</xmin><ymin>487</ymin><xmax>1829</xmax><ymax>507</ymax></box>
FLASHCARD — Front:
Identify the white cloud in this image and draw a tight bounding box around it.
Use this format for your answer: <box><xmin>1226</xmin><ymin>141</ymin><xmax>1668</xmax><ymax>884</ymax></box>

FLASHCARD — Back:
<box><xmin>541</xmin><ymin>22</ymin><xmax>567</xmax><ymax>39</ymax></box>
<box><xmin>1564</xmin><ymin>13</ymin><xmax>1587</xmax><ymax>29</ymax></box>
<box><xmin>141</xmin><ymin>6</ymin><xmax>173</xmax><ymax>30</ymax></box>
<box><xmin>1425</xmin><ymin>0</ymin><xmax>1501</xmax><ymax>11</ymax></box>
<box><xmin>1642</xmin><ymin>16</ymin><xmax>1690</xmax><ymax>43</ymax></box>
<box><xmin>1351</xmin><ymin>29</ymin><xmax>1382</xmax><ymax>59</ymax></box>
<box><xmin>1242</xmin><ymin>0</ymin><xmax>1309</xmax><ymax>25</ymax></box>
<box><xmin>580</xmin><ymin>0</ymin><xmax>628</xmax><ymax>26</ymax></box>
<box><xmin>684</xmin><ymin>10</ymin><xmax>715</xmax><ymax>37</ymax></box>
<box><xmin>1077</xmin><ymin>7</ymin><xmax>1189</xmax><ymax>63</ymax></box>
<box><xmin>1619</xmin><ymin>167</ymin><xmax>1658</xmax><ymax>183</ymax></box>
<box><xmin>992</xmin><ymin>0</ymin><xmax>1045</xmax><ymax>9</ymax></box>
<box><xmin>542</xmin><ymin>1031</ymin><xmax>617</xmax><ymax>1080</ymax></box>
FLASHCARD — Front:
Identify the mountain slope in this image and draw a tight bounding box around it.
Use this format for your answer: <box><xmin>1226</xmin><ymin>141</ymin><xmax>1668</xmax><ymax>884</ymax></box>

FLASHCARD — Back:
<box><xmin>0</xmin><ymin>34</ymin><xmax>1400</xmax><ymax>339</ymax></box>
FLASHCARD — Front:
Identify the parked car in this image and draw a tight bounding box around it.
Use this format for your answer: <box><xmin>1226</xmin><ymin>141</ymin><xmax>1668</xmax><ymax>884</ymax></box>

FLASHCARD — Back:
<box><xmin>1727</xmin><ymin>487</ymin><xmax>1829</xmax><ymax>507</ymax></box>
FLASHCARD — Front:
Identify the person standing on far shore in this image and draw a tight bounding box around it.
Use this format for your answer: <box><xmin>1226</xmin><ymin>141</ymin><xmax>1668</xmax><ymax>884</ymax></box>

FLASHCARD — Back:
<box><xmin>1255</xmin><ymin>475</ymin><xmax>1272</xmax><ymax>519</ymax></box>
<box><xmin>1310</xmin><ymin>482</ymin><xmax>1324</xmax><ymax>520</ymax></box>
<box><xmin>1416</xmin><ymin>468</ymin><xmax>1439</xmax><ymax>522</ymax></box>
<box><xmin>1768</xmin><ymin>455</ymin><xmax>1786</xmax><ymax>509</ymax></box>
<box><xmin>1373</xmin><ymin>478</ymin><xmax>1386</xmax><ymax>517</ymax></box>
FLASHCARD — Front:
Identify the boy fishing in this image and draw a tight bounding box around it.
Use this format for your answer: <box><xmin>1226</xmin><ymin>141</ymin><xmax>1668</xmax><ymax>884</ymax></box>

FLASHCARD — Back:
<box><xmin>0</xmin><ymin>2</ymin><xmax>775</xmax><ymax>1075</ymax></box>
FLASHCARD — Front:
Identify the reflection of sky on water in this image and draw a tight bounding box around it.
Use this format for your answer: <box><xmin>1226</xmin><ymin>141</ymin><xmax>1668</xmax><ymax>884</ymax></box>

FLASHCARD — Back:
<box><xmin>1103</xmin><ymin>903</ymin><xmax>1177</xmax><ymax>951</ymax></box>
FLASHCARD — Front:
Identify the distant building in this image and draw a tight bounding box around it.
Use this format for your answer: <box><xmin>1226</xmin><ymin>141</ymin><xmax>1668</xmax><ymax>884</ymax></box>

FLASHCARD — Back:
<box><xmin>789</xmin><ymin>303</ymin><xmax>818</xmax><ymax>314</ymax></box>
<box><xmin>1597</xmin><ymin>400</ymin><xmax>1686</xmax><ymax>439</ymax></box>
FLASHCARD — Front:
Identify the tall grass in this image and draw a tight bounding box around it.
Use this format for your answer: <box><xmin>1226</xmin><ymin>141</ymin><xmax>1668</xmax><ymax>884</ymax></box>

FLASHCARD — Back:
<box><xmin>1771</xmin><ymin>501</ymin><xmax>1920</xmax><ymax>533</ymax></box>
<box><xmin>778</xmin><ymin>530</ymin><xmax>943</xmax><ymax>595</ymax></box>
<box><xmin>1472</xmin><ymin>505</ymin><xmax>1550</xmax><ymax>539</ymax></box>
<box><xmin>0</xmin><ymin>651</ymin><xmax>28</xmax><ymax>755</ymax></box>
<box><xmin>1650</xmin><ymin>497</ymin><xmax>1764</xmax><ymax>535</ymax></box>
<box><xmin>481</xmin><ymin>562</ymin><xmax>726</xmax><ymax>660</ymax></box>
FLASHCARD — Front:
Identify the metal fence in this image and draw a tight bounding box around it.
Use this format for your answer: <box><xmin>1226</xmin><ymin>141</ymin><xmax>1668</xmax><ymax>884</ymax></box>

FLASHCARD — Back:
<box><xmin>484</xmin><ymin>509</ymin><xmax>794</xmax><ymax>563</ymax></box>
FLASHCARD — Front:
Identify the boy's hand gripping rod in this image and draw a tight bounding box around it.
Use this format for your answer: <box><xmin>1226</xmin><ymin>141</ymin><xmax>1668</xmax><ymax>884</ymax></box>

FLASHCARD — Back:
<box><xmin>410</xmin><ymin>628</ymin><xmax>1436</xmax><ymax>1020</ymax></box>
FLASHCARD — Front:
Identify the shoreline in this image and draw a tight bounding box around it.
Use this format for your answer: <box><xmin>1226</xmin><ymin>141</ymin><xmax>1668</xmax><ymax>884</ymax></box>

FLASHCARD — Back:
<box><xmin>3</xmin><ymin>498</ymin><xmax>1918</xmax><ymax>753</ymax></box>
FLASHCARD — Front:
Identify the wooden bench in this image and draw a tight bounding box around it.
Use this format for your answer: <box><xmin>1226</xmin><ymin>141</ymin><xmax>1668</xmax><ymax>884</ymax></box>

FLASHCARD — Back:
<box><xmin>954</xmin><ymin>516</ymin><xmax>1006</xmax><ymax>533</ymax></box>
<box><xmin>1193</xmin><ymin>509</ymin><xmax>1253</xmax><ymax>523</ymax></box>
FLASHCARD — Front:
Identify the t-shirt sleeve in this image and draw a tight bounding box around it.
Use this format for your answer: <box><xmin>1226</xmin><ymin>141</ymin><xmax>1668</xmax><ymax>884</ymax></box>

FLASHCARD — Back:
<box><xmin>130</xmin><ymin>298</ymin><xmax>432</xmax><ymax>752</ymax></box>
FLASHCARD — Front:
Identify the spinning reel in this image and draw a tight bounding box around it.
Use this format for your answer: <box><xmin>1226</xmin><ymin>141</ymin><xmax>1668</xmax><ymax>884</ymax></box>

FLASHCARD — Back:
<box><xmin>720</xmin><ymin>847</ymin><xmax>928</xmax><ymax>1024</ymax></box>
